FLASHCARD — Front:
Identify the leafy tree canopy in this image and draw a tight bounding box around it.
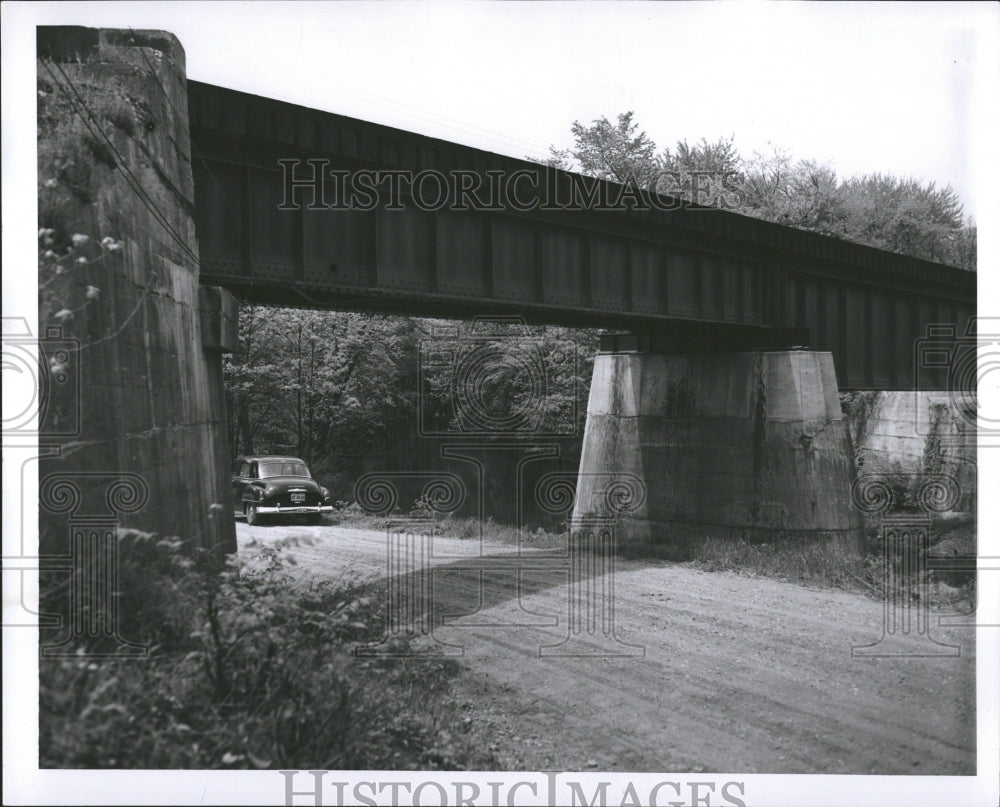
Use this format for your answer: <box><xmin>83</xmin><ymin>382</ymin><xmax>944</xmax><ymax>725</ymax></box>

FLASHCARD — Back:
<box><xmin>543</xmin><ymin>115</ymin><xmax>975</xmax><ymax>270</ymax></box>
<box><xmin>547</xmin><ymin>112</ymin><xmax>659</xmax><ymax>185</ymax></box>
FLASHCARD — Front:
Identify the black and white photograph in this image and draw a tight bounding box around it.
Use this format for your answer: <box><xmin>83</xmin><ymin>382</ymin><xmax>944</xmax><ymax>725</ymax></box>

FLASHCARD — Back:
<box><xmin>3</xmin><ymin>2</ymin><xmax>998</xmax><ymax>805</ymax></box>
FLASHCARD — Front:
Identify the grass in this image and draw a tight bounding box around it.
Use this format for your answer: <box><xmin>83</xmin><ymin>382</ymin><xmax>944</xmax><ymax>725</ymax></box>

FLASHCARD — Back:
<box><xmin>688</xmin><ymin>537</ymin><xmax>884</xmax><ymax>592</ymax></box>
<box><xmin>330</xmin><ymin>499</ymin><xmax>976</xmax><ymax>612</ymax></box>
<box><xmin>40</xmin><ymin>508</ymin><xmax>976</xmax><ymax>768</ymax></box>
<box><xmin>39</xmin><ymin>529</ymin><xmax>496</xmax><ymax>770</ymax></box>
<box><xmin>327</xmin><ymin>500</ymin><xmax>567</xmax><ymax>551</ymax></box>
<box><xmin>684</xmin><ymin>519</ymin><xmax>976</xmax><ymax>612</ymax></box>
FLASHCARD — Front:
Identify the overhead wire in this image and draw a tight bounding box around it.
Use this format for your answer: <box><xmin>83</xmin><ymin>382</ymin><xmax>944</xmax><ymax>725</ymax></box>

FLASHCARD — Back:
<box><xmin>40</xmin><ymin>57</ymin><xmax>203</xmax><ymax>269</ymax></box>
<box><xmin>248</xmin><ymin>68</ymin><xmax>555</xmax><ymax>159</ymax></box>
<box><xmin>40</xmin><ymin>56</ymin><xmax>264</xmax><ymax>352</ymax></box>
<box><xmin>125</xmin><ymin>30</ymin><xmax>260</xmax><ymax>306</ymax></box>
<box><xmin>190</xmin><ymin>43</ymin><xmax>555</xmax><ymax>160</ymax></box>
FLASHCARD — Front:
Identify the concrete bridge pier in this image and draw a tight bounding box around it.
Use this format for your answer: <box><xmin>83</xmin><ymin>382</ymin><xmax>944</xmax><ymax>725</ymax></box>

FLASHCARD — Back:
<box><xmin>572</xmin><ymin>342</ymin><xmax>864</xmax><ymax>554</ymax></box>
<box><xmin>37</xmin><ymin>27</ymin><xmax>237</xmax><ymax>559</ymax></box>
<box><xmin>849</xmin><ymin>390</ymin><xmax>977</xmax><ymax>512</ymax></box>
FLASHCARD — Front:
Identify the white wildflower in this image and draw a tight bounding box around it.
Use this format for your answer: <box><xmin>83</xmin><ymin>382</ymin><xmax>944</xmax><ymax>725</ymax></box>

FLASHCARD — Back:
<box><xmin>71</xmin><ymin>233</ymin><xmax>89</xmax><ymax>248</ymax></box>
<box><xmin>54</xmin><ymin>308</ymin><xmax>73</xmax><ymax>321</ymax></box>
<box><xmin>49</xmin><ymin>357</ymin><xmax>69</xmax><ymax>376</ymax></box>
<box><xmin>85</xmin><ymin>285</ymin><xmax>100</xmax><ymax>300</ymax></box>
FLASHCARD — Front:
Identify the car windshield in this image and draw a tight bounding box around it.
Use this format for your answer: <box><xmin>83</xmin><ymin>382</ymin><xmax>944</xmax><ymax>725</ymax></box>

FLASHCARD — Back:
<box><xmin>258</xmin><ymin>461</ymin><xmax>311</xmax><ymax>479</ymax></box>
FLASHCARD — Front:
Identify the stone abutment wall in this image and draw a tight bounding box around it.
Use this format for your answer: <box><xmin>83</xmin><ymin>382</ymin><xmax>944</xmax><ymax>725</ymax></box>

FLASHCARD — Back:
<box><xmin>36</xmin><ymin>27</ymin><xmax>236</xmax><ymax>559</ymax></box>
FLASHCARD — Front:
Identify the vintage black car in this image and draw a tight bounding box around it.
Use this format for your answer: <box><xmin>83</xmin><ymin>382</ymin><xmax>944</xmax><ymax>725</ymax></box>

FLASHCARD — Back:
<box><xmin>232</xmin><ymin>455</ymin><xmax>333</xmax><ymax>525</ymax></box>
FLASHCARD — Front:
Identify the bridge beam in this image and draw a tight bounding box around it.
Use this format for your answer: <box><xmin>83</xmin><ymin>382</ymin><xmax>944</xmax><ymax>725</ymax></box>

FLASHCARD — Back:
<box><xmin>573</xmin><ymin>347</ymin><xmax>864</xmax><ymax>553</ymax></box>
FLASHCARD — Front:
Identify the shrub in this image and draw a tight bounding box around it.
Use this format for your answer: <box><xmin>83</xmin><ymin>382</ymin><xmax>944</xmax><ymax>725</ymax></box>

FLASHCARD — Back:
<box><xmin>689</xmin><ymin>537</ymin><xmax>883</xmax><ymax>594</ymax></box>
<box><xmin>39</xmin><ymin>530</ymin><xmax>494</xmax><ymax>769</ymax></box>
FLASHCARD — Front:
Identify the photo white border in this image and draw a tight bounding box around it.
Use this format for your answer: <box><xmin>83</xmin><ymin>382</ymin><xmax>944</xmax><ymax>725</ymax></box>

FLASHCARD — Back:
<box><xmin>4</xmin><ymin>2</ymin><xmax>998</xmax><ymax>805</ymax></box>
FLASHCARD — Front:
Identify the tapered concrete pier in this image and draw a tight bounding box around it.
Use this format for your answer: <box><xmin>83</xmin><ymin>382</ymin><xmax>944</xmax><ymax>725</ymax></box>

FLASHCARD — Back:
<box><xmin>573</xmin><ymin>348</ymin><xmax>864</xmax><ymax>553</ymax></box>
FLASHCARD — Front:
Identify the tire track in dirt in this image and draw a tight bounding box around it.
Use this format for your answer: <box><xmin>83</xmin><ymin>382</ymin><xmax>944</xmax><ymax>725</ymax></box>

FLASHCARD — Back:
<box><xmin>236</xmin><ymin>521</ymin><xmax>976</xmax><ymax>774</ymax></box>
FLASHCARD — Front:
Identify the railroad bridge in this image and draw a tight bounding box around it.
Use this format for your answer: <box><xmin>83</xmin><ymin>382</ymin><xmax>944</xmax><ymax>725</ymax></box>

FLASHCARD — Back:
<box><xmin>35</xmin><ymin>28</ymin><xmax>976</xmax><ymax>558</ymax></box>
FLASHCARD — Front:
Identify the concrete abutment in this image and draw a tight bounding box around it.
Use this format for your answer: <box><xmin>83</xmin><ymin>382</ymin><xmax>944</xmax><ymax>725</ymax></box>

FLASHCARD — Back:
<box><xmin>37</xmin><ymin>27</ymin><xmax>237</xmax><ymax>559</ymax></box>
<box><xmin>573</xmin><ymin>349</ymin><xmax>865</xmax><ymax>554</ymax></box>
<box><xmin>34</xmin><ymin>26</ymin><xmax>974</xmax><ymax>571</ymax></box>
<box><xmin>847</xmin><ymin>390</ymin><xmax>977</xmax><ymax>512</ymax></box>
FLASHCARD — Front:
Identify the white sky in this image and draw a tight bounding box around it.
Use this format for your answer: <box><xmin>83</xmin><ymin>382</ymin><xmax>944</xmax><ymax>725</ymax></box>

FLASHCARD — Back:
<box><xmin>9</xmin><ymin>1</ymin><xmax>998</xmax><ymax>219</ymax></box>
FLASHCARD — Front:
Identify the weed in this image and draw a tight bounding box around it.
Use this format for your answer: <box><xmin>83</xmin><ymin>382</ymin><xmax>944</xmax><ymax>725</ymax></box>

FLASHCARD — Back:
<box><xmin>685</xmin><ymin>516</ymin><xmax>976</xmax><ymax>610</ymax></box>
<box><xmin>39</xmin><ymin>529</ymin><xmax>495</xmax><ymax>770</ymax></box>
<box><xmin>689</xmin><ymin>537</ymin><xmax>883</xmax><ymax>593</ymax></box>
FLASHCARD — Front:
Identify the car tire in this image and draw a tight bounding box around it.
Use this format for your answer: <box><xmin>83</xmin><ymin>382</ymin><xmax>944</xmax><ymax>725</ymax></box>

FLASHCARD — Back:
<box><xmin>246</xmin><ymin>504</ymin><xmax>262</xmax><ymax>526</ymax></box>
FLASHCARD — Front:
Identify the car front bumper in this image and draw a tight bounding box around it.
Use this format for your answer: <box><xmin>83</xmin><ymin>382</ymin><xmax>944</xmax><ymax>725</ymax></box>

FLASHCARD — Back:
<box><xmin>254</xmin><ymin>504</ymin><xmax>334</xmax><ymax>515</ymax></box>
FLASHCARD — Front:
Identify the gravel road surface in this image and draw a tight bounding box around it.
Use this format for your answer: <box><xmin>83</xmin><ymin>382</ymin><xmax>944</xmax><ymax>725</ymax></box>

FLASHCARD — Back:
<box><xmin>236</xmin><ymin>519</ymin><xmax>975</xmax><ymax>774</ymax></box>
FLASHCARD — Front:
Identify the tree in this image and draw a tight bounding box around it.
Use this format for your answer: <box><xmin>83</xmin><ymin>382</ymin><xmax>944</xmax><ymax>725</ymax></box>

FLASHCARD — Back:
<box><xmin>224</xmin><ymin>310</ymin><xmax>424</xmax><ymax>477</ymax></box>
<box><xmin>546</xmin><ymin>111</ymin><xmax>659</xmax><ymax>185</ymax></box>
<box><xmin>953</xmin><ymin>217</ymin><xmax>977</xmax><ymax>272</ymax></box>
<box><xmin>838</xmin><ymin>174</ymin><xmax>968</xmax><ymax>265</ymax></box>
<box><xmin>657</xmin><ymin>135</ymin><xmax>743</xmax><ymax>206</ymax></box>
<box><xmin>546</xmin><ymin>115</ymin><xmax>976</xmax><ymax>269</ymax></box>
<box><xmin>739</xmin><ymin>142</ymin><xmax>795</xmax><ymax>219</ymax></box>
<box><xmin>740</xmin><ymin>153</ymin><xmax>846</xmax><ymax>236</ymax></box>
<box><xmin>735</xmin><ymin>146</ymin><xmax>974</xmax><ymax>269</ymax></box>
<box><xmin>662</xmin><ymin>135</ymin><xmax>741</xmax><ymax>176</ymax></box>
<box><xmin>224</xmin><ymin>308</ymin><xmax>598</xmax><ymax>505</ymax></box>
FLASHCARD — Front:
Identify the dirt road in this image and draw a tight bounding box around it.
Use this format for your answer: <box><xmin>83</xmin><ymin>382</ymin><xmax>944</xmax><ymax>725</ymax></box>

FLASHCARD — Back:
<box><xmin>236</xmin><ymin>520</ymin><xmax>976</xmax><ymax>774</ymax></box>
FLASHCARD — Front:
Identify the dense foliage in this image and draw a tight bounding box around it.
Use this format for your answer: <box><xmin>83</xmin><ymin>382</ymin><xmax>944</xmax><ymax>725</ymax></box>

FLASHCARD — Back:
<box><xmin>40</xmin><ymin>530</ymin><xmax>492</xmax><ymax>769</ymax></box>
<box><xmin>225</xmin><ymin>309</ymin><xmax>422</xmax><ymax>477</ymax></box>
<box><xmin>224</xmin><ymin>311</ymin><xmax>597</xmax><ymax>500</ymax></box>
<box><xmin>545</xmin><ymin>117</ymin><xmax>976</xmax><ymax>271</ymax></box>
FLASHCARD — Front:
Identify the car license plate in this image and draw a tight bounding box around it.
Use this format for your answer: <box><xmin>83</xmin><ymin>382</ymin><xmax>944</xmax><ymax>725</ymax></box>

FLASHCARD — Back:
<box><xmin>291</xmin><ymin>492</ymin><xmax>305</xmax><ymax>503</ymax></box>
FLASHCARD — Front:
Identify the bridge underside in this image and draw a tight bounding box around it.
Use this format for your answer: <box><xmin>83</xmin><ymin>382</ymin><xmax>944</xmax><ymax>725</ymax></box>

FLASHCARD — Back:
<box><xmin>185</xmin><ymin>78</ymin><xmax>975</xmax><ymax>545</ymax></box>
<box><xmin>189</xmin><ymin>81</ymin><xmax>975</xmax><ymax>392</ymax></box>
<box><xmin>34</xmin><ymin>27</ymin><xmax>975</xmax><ymax>576</ymax></box>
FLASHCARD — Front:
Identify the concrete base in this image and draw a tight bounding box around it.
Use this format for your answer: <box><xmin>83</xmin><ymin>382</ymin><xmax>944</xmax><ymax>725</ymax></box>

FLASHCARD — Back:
<box><xmin>849</xmin><ymin>391</ymin><xmax>977</xmax><ymax>512</ymax></box>
<box><xmin>37</xmin><ymin>29</ymin><xmax>236</xmax><ymax>558</ymax></box>
<box><xmin>573</xmin><ymin>350</ymin><xmax>863</xmax><ymax>552</ymax></box>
